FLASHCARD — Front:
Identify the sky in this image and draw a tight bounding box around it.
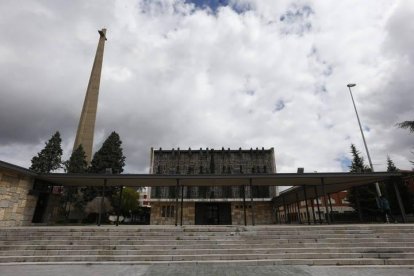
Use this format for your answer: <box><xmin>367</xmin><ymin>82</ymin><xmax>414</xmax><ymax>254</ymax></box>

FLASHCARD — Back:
<box><xmin>0</xmin><ymin>0</ymin><xmax>413</xmax><ymax>174</ymax></box>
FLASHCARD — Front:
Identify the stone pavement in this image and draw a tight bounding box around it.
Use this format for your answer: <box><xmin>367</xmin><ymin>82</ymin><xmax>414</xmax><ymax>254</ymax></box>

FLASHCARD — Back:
<box><xmin>0</xmin><ymin>264</ymin><xmax>413</xmax><ymax>276</ymax></box>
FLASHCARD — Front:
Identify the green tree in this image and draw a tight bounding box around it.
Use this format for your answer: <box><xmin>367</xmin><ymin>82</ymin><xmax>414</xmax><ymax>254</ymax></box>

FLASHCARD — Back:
<box><xmin>397</xmin><ymin>120</ymin><xmax>414</xmax><ymax>165</ymax></box>
<box><xmin>347</xmin><ymin>144</ymin><xmax>378</xmax><ymax>218</ymax></box>
<box><xmin>62</xmin><ymin>145</ymin><xmax>88</xmax><ymax>220</ymax></box>
<box><xmin>115</xmin><ymin>187</ymin><xmax>141</xmax><ymax>215</ymax></box>
<box><xmin>385</xmin><ymin>156</ymin><xmax>414</xmax><ymax>214</ymax></box>
<box><xmin>82</xmin><ymin>132</ymin><xmax>126</xmax><ymax>203</ymax></box>
<box><xmin>30</xmin><ymin>131</ymin><xmax>63</xmax><ymax>173</ymax></box>
<box><xmin>64</xmin><ymin>144</ymin><xmax>88</xmax><ymax>173</ymax></box>
<box><xmin>397</xmin><ymin>120</ymin><xmax>414</xmax><ymax>133</ymax></box>
<box><xmin>89</xmin><ymin>131</ymin><xmax>126</xmax><ymax>174</ymax></box>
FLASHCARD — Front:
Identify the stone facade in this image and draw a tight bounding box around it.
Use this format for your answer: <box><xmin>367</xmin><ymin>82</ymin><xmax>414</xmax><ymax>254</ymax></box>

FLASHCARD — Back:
<box><xmin>149</xmin><ymin>147</ymin><xmax>277</xmax><ymax>225</ymax></box>
<box><xmin>0</xmin><ymin>168</ymin><xmax>37</xmax><ymax>226</ymax></box>
<box><xmin>151</xmin><ymin>201</ymin><xmax>275</xmax><ymax>225</ymax></box>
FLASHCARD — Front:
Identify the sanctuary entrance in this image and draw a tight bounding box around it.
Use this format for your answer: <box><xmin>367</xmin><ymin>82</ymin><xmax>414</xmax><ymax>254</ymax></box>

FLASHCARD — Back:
<box><xmin>195</xmin><ymin>202</ymin><xmax>231</xmax><ymax>225</ymax></box>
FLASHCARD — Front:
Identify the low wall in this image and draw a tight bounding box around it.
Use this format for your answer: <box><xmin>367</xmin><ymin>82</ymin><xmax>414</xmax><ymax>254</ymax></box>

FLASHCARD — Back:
<box><xmin>0</xmin><ymin>170</ymin><xmax>37</xmax><ymax>226</ymax></box>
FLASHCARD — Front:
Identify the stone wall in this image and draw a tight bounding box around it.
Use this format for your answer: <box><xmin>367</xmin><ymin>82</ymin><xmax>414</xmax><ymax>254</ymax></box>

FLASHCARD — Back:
<box><xmin>151</xmin><ymin>201</ymin><xmax>274</xmax><ymax>225</ymax></box>
<box><xmin>0</xmin><ymin>170</ymin><xmax>37</xmax><ymax>226</ymax></box>
<box><xmin>151</xmin><ymin>202</ymin><xmax>195</xmax><ymax>225</ymax></box>
<box><xmin>231</xmin><ymin>201</ymin><xmax>275</xmax><ymax>225</ymax></box>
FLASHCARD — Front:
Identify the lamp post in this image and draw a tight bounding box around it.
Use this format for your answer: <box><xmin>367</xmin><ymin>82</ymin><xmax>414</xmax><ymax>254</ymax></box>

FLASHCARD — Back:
<box><xmin>347</xmin><ymin>83</ymin><xmax>382</xmax><ymax>197</ymax></box>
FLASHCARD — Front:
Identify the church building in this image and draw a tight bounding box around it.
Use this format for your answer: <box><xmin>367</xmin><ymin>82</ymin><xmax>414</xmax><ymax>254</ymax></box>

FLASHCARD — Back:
<box><xmin>149</xmin><ymin>147</ymin><xmax>278</xmax><ymax>225</ymax></box>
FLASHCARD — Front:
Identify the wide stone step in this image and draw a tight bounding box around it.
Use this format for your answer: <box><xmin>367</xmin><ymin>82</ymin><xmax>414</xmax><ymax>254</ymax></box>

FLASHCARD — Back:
<box><xmin>1</xmin><ymin>252</ymin><xmax>414</xmax><ymax>262</ymax></box>
<box><xmin>2</xmin><ymin>239</ymin><xmax>414</xmax><ymax>247</ymax></box>
<box><xmin>1</xmin><ymin>247</ymin><xmax>414</xmax><ymax>256</ymax></box>
<box><xmin>0</xmin><ymin>232</ymin><xmax>414</xmax><ymax>241</ymax></box>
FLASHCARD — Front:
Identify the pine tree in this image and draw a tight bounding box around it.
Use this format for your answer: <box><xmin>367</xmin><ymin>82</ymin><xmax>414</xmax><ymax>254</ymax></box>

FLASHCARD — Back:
<box><xmin>347</xmin><ymin>144</ymin><xmax>378</xmax><ymax>219</ymax></box>
<box><xmin>30</xmin><ymin>131</ymin><xmax>63</xmax><ymax>173</ymax></box>
<box><xmin>64</xmin><ymin>145</ymin><xmax>88</xmax><ymax>173</ymax></box>
<box><xmin>385</xmin><ymin>156</ymin><xmax>413</xmax><ymax>214</ymax></box>
<box><xmin>397</xmin><ymin>120</ymin><xmax>414</xmax><ymax>133</ymax></box>
<box><xmin>82</xmin><ymin>132</ymin><xmax>126</xmax><ymax>203</ymax></box>
<box><xmin>62</xmin><ymin>145</ymin><xmax>88</xmax><ymax>219</ymax></box>
<box><xmin>89</xmin><ymin>131</ymin><xmax>126</xmax><ymax>174</ymax></box>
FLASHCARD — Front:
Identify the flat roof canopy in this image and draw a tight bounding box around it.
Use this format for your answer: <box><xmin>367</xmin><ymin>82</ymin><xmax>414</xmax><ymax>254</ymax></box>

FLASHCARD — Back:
<box><xmin>37</xmin><ymin>172</ymin><xmax>401</xmax><ymax>190</ymax></box>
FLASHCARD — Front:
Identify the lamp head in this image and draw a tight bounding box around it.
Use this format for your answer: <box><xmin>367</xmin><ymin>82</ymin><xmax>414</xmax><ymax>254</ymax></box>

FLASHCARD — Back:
<box><xmin>347</xmin><ymin>83</ymin><xmax>356</xmax><ymax>88</ymax></box>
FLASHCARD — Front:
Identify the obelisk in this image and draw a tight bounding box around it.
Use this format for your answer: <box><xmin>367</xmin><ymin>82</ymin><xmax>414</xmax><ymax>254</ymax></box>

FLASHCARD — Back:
<box><xmin>73</xmin><ymin>28</ymin><xmax>107</xmax><ymax>163</ymax></box>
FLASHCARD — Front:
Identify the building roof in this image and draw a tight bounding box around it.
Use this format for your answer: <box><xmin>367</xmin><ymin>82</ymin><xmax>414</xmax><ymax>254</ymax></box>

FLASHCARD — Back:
<box><xmin>0</xmin><ymin>160</ymin><xmax>36</xmax><ymax>176</ymax></box>
<box><xmin>36</xmin><ymin>171</ymin><xmax>400</xmax><ymax>189</ymax></box>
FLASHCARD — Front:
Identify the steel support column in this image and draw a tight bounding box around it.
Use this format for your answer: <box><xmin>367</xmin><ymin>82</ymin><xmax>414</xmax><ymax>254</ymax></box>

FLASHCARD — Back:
<box><xmin>310</xmin><ymin>189</ymin><xmax>316</xmax><ymax>224</ymax></box>
<box><xmin>328</xmin><ymin>193</ymin><xmax>334</xmax><ymax>223</ymax></box>
<box><xmin>321</xmin><ymin>178</ymin><xmax>331</xmax><ymax>224</ymax></box>
<box><xmin>242</xmin><ymin>185</ymin><xmax>247</xmax><ymax>226</ymax></box>
<box><xmin>314</xmin><ymin>185</ymin><xmax>322</xmax><ymax>224</ymax></box>
<box><xmin>175</xmin><ymin>179</ymin><xmax>179</xmax><ymax>226</ymax></box>
<box><xmin>295</xmin><ymin>191</ymin><xmax>302</xmax><ymax>224</ymax></box>
<box><xmin>180</xmin><ymin>185</ymin><xmax>184</xmax><ymax>226</ymax></box>
<box><xmin>303</xmin><ymin>186</ymin><xmax>310</xmax><ymax>225</ymax></box>
<box><xmin>116</xmin><ymin>186</ymin><xmax>124</xmax><ymax>226</ymax></box>
<box><xmin>249</xmin><ymin>178</ymin><xmax>255</xmax><ymax>226</ymax></box>
<box><xmin>282</xmin><ymin>196</ymin><xmax>287</xmax><ymax>224</ymax></box>
<box><xmin>393</xmin><ymin>177</ymin><xmax>407</xmax><ymax>223</ymax></box>
<box><xmin>98</xmin><ymin>179</ymin><xmax>106</xmax><ymax>226</ymax></box>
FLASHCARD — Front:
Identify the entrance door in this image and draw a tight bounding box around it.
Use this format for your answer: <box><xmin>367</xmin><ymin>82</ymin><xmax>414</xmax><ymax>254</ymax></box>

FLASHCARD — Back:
<box><xmin>195</xmin><ymin>203</ymin><xmax>231</xmax><ymax>225</ymax></box>
<box><xmin>32</xmin><ymin>193</ymin><xmax>49</xmax><ymax>223</ymax></box>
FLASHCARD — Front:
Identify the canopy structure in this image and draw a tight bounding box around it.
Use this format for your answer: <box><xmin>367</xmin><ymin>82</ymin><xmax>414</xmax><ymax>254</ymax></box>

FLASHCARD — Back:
<box><xmin>37</xmin><ymin>171</ymin><xmax>401</xmax><ymax>189</ymax></box>
<box><xmin>28</xmin><ymin>167</ymin><xmax>411</xmax><ymax>225</ymax></box>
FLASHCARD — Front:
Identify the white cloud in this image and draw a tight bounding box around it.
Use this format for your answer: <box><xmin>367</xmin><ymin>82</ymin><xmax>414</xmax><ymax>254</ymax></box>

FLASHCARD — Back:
<box><xmin>0</xmin><ymin>0</ymin><xmax>413</xmax><ymax>173</ymax></box>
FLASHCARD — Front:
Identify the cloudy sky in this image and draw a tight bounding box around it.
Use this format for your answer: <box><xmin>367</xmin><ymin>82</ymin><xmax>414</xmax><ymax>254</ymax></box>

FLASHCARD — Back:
<box><xmin>0</xmin><ymin>0</ymin><xmax>413</xmax><ymax>174</ymax></box>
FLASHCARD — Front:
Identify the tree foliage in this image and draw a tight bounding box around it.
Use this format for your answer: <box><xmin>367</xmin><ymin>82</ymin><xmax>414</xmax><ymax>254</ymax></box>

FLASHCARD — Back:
<box><xmin>62</xmin><ymin>145</ymin><xmax>88</xmax><ymax>218</ymax></box>
<box><xmin>64</xmin><ymin>144</ymin><xmax>88</xmax><ymax>173</ymax></box>
<box><xmin>82</xmin><ymin>132</ymin><xmax>126</xmax><ymax>203</ymax></box>
<box><xmin>115</xmin><ymin>187</ymin><xmax>141</xmax><ymax>214</ymax></box>
<box><xmin>397</xmin><ymin>120</ymin><xmax>414</xmax><ymax>133</ymax></box>
<box><xmin>347</xmin><ymin>144</ymin><xmax>378</xmax><ymax>218</ymax></box>
<box><xmin>30</xmin><ymin>131</ymin><xmax>63</xmax><ymax>173</ymax></box>
<box><xmin>385</xmin><ymin>156</ymin><xmax>414</xmax><ymax>214</ymax></box>
<box><xmin>89</xmin><ymin>131</ymin><xmax>126</xmax><ymax>174</ymax></box>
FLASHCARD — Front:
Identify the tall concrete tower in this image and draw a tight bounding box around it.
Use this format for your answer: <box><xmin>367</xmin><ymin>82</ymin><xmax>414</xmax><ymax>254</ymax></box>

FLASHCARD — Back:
<box><xmin>73</xmin><ymin>28</ymin><xmax>107</xmax><ymax>163</ymax></box>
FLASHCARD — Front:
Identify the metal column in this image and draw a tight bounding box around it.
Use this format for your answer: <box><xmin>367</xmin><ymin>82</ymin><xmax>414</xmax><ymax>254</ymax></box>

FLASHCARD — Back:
<box><xmin>393</xmin><ymin>178</ymin><xmax>407</xmax><ymax>223</ymax></box>
<box><xmin>314</xmin><ymin>185</ymin><xmax>322</xmax><ymax>224</ymax></box>
<box><xmin>175</xmin><ymin>179</ymin><xmax>179</xmax><ymax>226</ymax></box>
<box><xmin>180</xmin><ymin>185</ymin><xmax>184</xmax><ymax>226</ymax></box>
<box><xmin>303</xmin><ymin>186</ymin><xmax>310</xmax><ymax>225</ymax></box>
<box><xmin>98</xmin><ymin>179</ymin><xmax>106</xmax><ymax>226</ymax></box>
<box><xmin>295</xmin><ymin>191</ymin><xmax>302</xmax><ymax>224</ymax></box>
<box><xmin>321</xmin><ymin>178</ymin><xmax>331</xmax><ymax>224</ymax></box>
<box><xmin>328</xmin><ymin>193</ymin><xmax>334</xmax><ymax>223</ymax></box>
<box><xmin>116</xmin><ymin>186</ymin><xmax>124</xmax><ymax>226</ymax></box>
<box><xmin>249</xmin><ymin>178</ymin><xmax>255</xmax><ymax>226</ymax></box>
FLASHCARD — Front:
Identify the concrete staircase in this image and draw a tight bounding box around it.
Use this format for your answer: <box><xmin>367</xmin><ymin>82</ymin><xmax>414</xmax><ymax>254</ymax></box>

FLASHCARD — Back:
<box><xmin>1</xmin><ymin>224</ymin><xmax>414</xmax><ymax>265</ymax></box>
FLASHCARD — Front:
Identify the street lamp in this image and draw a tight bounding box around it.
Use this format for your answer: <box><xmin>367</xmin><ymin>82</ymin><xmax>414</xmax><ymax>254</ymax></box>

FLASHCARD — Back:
<box><xmin>347</xmin><ymin>83</ymin><xmax>382</xmax><ymax>197</ymax></box>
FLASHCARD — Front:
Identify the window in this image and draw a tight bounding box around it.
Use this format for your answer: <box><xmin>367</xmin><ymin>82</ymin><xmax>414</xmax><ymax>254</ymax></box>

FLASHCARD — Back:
<box><xmin>161</xmin><ymin>205</ymin><xmax>175</xmax><ymax>218</ymax></box>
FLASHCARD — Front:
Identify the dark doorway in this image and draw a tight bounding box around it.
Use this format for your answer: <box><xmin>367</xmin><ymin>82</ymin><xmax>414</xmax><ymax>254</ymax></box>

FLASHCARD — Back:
<box><xmin>32</xmin><ymin>193</ymin><xmax>49</xmax><ymax>223</ymax></box>
<box><xmin>195</xmin><ymin>202</ymin><xmax>231</xmax><ymax>225</ymax></box>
